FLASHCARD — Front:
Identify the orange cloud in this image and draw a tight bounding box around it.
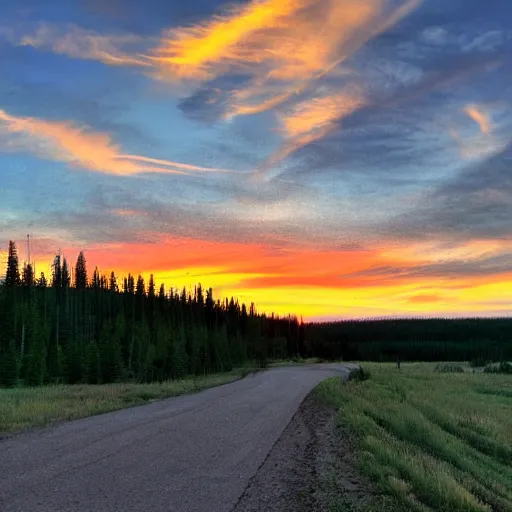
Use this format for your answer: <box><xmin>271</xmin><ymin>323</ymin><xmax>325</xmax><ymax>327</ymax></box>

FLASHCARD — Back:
<box><xmin>267</xmin><ymin>87</ymin><xmax>365</xmax><ymax>165</ymax></box>
<box><xmin>9</xmin><ymin>234</ymin><xmax>512</xmax><ymax>319</ymax></box>
<box><xmin>2</xmin><ymin>23</ymin><xmax>151</xmax><ymax>67</ymax></box>
<box><xmin>151</xmin><ymin>0</ymin><xmax>422</xmax><ymax>119</ymax></box>
<box><xmin>280</xmin><ymin>89</ymin><xmax>365</xmax><ymax>139</ymax></box>
<box><xmin>0</xmin><ymin>1</ymin><xmax>421</xmax><ymax>164</ymax></box>
<box><xmin>407</xmin><ymin>294</ymin><xmax>441</xmax><ymax>304</ymax></box>
<box><xmin>464</xmin><ymin>104</ymin><xmax>492</xmax><ymax>134</ymax></box>
<box><xmin>0</xmin><ymin>108</ymin><xmax>227</xmax><ymax>176</ymax></box>
<box><xmin>75</xmin><ymin>235</ymin><xmax>512</xmax><ymax>319</ymax></box>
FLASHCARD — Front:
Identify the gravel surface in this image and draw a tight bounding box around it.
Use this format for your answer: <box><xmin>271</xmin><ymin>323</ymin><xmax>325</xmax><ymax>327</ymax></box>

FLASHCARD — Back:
<box><xmin>232</xmin><ymin>392</ymin><xmax>335</xmax><ymax>511</ymax></box>
<box><xmin>0</xmin><ymin>364</ymin><xmax>355</xmax><ymax>512</ymax></box>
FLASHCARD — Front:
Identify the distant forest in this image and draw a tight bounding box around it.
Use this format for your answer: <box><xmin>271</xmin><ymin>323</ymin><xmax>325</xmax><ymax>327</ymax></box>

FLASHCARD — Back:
<box><xmin>0</xmin><ymin>241</ymin><xmax>304</xmax><ymax>387</ymax></box>
<box><xmin>305</xmin><ymin>318</ymin><xmax>512</xmax><ymax>363</ymax></box>
<box><xmin>1</xmin><ymin>240</ymin><xmax>511</xmax><ymax>387</ymax></box>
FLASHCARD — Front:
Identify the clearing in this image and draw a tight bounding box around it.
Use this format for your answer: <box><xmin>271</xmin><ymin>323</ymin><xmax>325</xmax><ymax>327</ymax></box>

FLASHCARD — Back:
<box><xmin>316</xmin><ymin>363</ymin><xmax>512</xmax><ymax>511</ymax></box>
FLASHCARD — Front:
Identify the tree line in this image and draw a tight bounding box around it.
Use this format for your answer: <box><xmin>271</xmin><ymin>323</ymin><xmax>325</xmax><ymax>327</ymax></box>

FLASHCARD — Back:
<box><xmin>305</xmin><ymin>318</ymin><xmax>512</xmax><ymax>363</ymax></box>
<box><xmin>0</xmin><ymin>241</ymin><xmax>305</xmax><ymax>387</ymax></box>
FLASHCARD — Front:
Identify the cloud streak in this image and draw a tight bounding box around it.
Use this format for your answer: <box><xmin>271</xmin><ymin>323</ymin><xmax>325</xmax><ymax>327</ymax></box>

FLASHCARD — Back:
<box><xmin>151</xmin><ymin>0</ymin><xmax>422</xmax><ymax>120</ymax></box>
<box><xmin>267</xmin><ymin>86</ymin><xmax>366</xmax><ymax>169</ymax></box>
<box><xmin>0</xmin><ymin>0</ymin><xmax>423</xmax><ymax>170</ymax></box>
<box><xmin>0</xmin><ymin>108</ymin><xmax>226</xmax><ymax>176</ymax></box>
<box><xmin>0</xmin><ymin>23</ymin><xmax>152</xmax><ymax>67</ymax></box>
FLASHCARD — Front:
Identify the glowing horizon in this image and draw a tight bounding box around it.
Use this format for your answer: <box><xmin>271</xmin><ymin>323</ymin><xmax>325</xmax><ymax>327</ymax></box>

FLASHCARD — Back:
<box><xmin>1</xmin><ymin>0</ymin><xmax>511</xmax><ymax>320</ymax></box>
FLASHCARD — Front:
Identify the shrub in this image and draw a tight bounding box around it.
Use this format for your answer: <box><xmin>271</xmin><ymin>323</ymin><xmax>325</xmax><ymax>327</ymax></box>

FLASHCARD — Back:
<box><xmin>484</xmin><ymin>362</ymin><xmax>512</xmax><ymax>374</ymax></box>
<box><xmin>348</xmin><ymin>366</ymin><xmax>371</xmax><ymax>382</ymax></box>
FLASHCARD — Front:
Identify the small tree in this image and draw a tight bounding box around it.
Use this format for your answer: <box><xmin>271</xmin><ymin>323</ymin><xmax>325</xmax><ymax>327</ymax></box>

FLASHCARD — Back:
<box><xmin>109</xmin><ymin>271</ymin><xmax>118</xmax><ymax>292</ymax></box>
<box><xmin>5</xmin><ymin>241</ymin><xmax>20</xmax><ymax>287</ymax></box>
<box><xmin>61</xmin><ymin>258</ymin><xmax>71</xmax><ymax>288</ymax></box>
<box><xmin>21</xmin><ymin>263</ymin><xmax>35</xmax><ymax>287</ymax></box>
<box><xmin>75</xmin><ymin>251</ymin><xmax>88</xmax><ymax>290</ymax></box>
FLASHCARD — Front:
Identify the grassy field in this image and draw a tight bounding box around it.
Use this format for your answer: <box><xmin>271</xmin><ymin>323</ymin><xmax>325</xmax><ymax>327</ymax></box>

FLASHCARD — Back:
<box><xmin>316</xmin><ymin>363</ymin><xmax>512</xmax><ymax>512</ymax></box>
<box><xmin>0</xmin><ymin>371</ymin><xmax>250</xmax><ymax>435</ymax></box>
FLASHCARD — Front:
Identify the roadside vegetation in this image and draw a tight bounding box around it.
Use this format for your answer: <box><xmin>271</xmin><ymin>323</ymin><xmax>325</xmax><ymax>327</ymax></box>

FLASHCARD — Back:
<box><xmin>0</xmin><ymin>369</ymin><xmax>258</xmax><ymax>435</ymax></box>
<box><xmin>317</xmin><ymin>363</ymin><xmax>512</xmax><ymax>512</ymax></box>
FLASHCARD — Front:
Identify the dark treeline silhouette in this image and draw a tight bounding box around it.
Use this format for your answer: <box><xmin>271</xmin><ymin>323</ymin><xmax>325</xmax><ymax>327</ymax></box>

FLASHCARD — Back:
<box><xmin>0</xmin><ymin>241</ymin><xmax>305</xmax><ymax>387</ymax></box>
<box><xmin>305</xmin><ymin>319</ymin><xmax>512</xmax><ymax>362</ymax></box>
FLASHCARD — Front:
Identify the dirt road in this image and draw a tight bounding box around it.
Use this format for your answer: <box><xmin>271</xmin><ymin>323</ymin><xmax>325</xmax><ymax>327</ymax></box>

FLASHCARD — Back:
<box><xmin>0</xmin><ymin>364</ymin><xmax>354</xmax><ymax>512</ymax></box>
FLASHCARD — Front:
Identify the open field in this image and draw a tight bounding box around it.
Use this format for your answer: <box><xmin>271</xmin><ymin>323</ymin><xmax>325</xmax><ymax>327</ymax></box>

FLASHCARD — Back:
<box><xmin>316</xmin><ymin>363</ymin><xmax>512</xmax><ymax>512</ymax></box>
<box><xmin>0</xmin><ymin>371</ymin><xmax>249</xmax><ymax>435</ymax></box>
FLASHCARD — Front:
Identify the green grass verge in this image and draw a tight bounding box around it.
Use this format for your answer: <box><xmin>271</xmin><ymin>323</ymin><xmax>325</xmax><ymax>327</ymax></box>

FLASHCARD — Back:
<box><xmin>316</xmin><ymin>362</ymin><xmax>512</xmax><ymax>512</ymax></box>
<box><xmin>0</xmin><ymin>370</ymin><xmax>251</xmax><ymax>435</ymax></box>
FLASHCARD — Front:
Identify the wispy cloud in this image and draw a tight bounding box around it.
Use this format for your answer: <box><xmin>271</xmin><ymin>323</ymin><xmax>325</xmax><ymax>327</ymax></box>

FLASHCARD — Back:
<box><xmin>449</xmin><ymin>103</ymin><xmax>508</xmax><ymax>161</ymax></box>
<box><xmin>276</xmin><ymin>86</ymin><xmax>365</xmax><ymax>159</ymax></box>
<box><xmin>0</xmin><ymin>23</ymin><xmax>152</xmax><ymax>67</ymax></box>
<box><xmin>150</xmin><ymin>0</ymin><xmax>422</xmax><ymax>120</ymax></box>
<box><xmin>0</xmin><ymin>108</ymin><xmax>226</xmax><ymax>176</ymax></box>
<box><xmin>464</xmin><ymin>104</ymin><xmax>492</xmax><ymax>134</ymax></box>
<box><xmin>0</xmin><ymin>1</ymin><xmax>422</xmax><ymax>166</ymax></box>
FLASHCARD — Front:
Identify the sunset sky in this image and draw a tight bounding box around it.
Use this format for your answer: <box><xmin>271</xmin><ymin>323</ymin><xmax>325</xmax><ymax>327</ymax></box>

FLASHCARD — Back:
<box><xmin>1</xmin><ymin>0</ymin><xmax>511</xmax><ymax>320</ymax></box>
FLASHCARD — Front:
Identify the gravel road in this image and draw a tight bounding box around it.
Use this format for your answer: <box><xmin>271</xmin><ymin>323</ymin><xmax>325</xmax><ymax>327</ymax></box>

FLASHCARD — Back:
<box><xmin>0</xmin><ymin>364</ymin><xmax>354</xmax><ymax>512</ymax></box>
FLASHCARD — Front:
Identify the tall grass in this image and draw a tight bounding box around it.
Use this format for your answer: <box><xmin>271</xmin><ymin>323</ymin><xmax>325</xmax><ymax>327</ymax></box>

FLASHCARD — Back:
<box><xmin>316</xmin><ymin>363</ymin><xmax>512</xmax><ymax>512</ymax></box>
<box><xmin>0</xmin><ymin>371</ymin><xmax>246</xmax><ymax>435</ymax></box>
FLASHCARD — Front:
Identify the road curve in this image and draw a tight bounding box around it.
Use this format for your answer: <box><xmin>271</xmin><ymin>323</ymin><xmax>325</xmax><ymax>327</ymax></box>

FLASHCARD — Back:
<box><xmin>0</xmin><ymin>364</ymin><xmax>354</xmax><ymax>512</ymax></box>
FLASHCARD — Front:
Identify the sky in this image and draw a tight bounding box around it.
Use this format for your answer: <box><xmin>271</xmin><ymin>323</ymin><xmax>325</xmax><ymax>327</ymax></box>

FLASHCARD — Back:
<box><xmin>0</xmin><ymin>0</ymin><xmax>511</xmax><ymax>320</ymax></box>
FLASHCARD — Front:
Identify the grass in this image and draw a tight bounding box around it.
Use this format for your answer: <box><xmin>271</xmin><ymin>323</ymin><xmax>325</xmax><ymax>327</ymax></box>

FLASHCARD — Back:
<box><xmin>0</xmin><ymin>370</ymin><xmax>252</xmax><ymax>435</ymax></box>
<box><xmin>316</xmin><ymin>362</ymin><xmax>512</xmax><ymax>512</ymax></box>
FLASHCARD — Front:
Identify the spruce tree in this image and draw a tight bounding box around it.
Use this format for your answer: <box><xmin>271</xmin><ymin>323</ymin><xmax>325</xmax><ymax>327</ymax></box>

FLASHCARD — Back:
<box><xmin>51</xmin><ymin>255</ymin><xmax>62</xmax><ymax>288</ymax></box>
<box><xmin>92</xmin><ymin>267</ymin><xmax>101</xmax><ymax>290</ymax></box>
<box><xmin>75</xmin><ymin>251</ymin><xmax>88</xmax><ymax>290</ymax></box>
<box><xmin>21</xmin><ymin>263</ymin><xmax>34</xmax><ymax>287</ymax></box>
<box><xmin>148</xmin><ymin>274</ymin><xmax>155</xmax><ymax>299</ymax></box>
<box><xmin>5</xmin><ymin>241</ymin><xmax>20</xmax><ymax>287</ymax></box>
<box><xmin>36</xmin><ymin>272</ymin><xmax>48</xmax><ymax>288</ymax></box>
<box><xmin>109</xmin><ymin>271</ymin><xmax>118</xmax><ymax>292</ymax></box>
<box><xmin>61</xmin><ymin>258</ymin><xmax>71</xmax><ymax>288</ymax></box>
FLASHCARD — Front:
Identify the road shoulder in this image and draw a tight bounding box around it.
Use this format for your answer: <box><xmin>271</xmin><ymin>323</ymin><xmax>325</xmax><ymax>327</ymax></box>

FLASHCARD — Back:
<box><xmin>232</xmin><ymin>388</ymin><xmax>382</xmax><ymax>512</ymax></box>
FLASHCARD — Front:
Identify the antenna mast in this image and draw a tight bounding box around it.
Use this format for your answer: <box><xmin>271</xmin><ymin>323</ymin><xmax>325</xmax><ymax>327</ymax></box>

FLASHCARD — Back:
<box><xmin>27</xmin><ymin>234</ymin><xmax>31</xmax><ymax>266</ymax></box>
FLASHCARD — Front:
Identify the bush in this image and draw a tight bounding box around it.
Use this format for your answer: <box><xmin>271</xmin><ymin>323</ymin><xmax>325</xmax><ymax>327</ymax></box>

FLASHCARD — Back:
<box><xmin>434</xmin><ymin>363</ymin><xmax>464</xmax><ymax>373</ymax></box>
<box><xmin>484</xmin><ymin>362</ymin><xmax>512</xmax><ymax>374</ymax></box>
<box><xmin>347</xmin><ymin>366</ymin><xmax>371</xmax><ymax>382</ymax></box>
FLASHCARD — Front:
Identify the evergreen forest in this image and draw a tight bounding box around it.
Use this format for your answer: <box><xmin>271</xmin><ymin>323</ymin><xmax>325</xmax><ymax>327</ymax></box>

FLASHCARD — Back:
<box><xmin>0</xmin><ymin>241</ymin><xmax>304</xmax><ymax>387</ymax></box>
<box><xmin>1</xmin><ymin>240</ymin><xmax>510</xmax><ymax>388</ymax></box>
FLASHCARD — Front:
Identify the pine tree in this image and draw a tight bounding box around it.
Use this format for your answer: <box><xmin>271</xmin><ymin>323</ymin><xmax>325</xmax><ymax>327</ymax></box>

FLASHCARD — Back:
<box><xmin>92</xmin><ymin>267</ymin><xmax>101</xmax><ymax>290</ymax></box>
<box><xmin>75</xmin><ymin>251</ymin><xmax>88</xmax><ymax>290</ymax></box>
<box><xmin>0</xmin><ymin>341</ymin><xmax>19</xmax><ymax>387</ymax></box>
<box><xmin>109</xmin><ymin>271</ymin><xmax>118</xmax><ymax>292</ymax></box>
<box><xmin>148</xmin><ymin>274</ymin><xmax>155</xmax><ymax>299</ymax></box>
<box><xmin>5</xmin><ymin>241</ymin><xmax>20</xmax><ymax>287</ymax></box>
<box><xmin>21</xmin><ymin>263</ymin><xmax>35</xmax><ymax>288</ymax></box>
<box><xmin>51</xmin><ymin>255</ymin><xmax>62</xmax><ymax>288</ymax></box>
<box><xmin>61</xmin><ymin>258</ymin><xmax>71</xmax><ymax>288</ymax></box>
<box><xmin>36</xmin><ymin>272</ymin><xmax>48</xmax><ymax>288</ymax></box>
<box><xmin>136</xmin><ymin>275</ymin><xmax>145</xmax><ymax>295</ymax></box>
<box><xmin>24</xmin><ymin>309</ymin><xmax>48</xmax><ymax>386</ymax></box>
